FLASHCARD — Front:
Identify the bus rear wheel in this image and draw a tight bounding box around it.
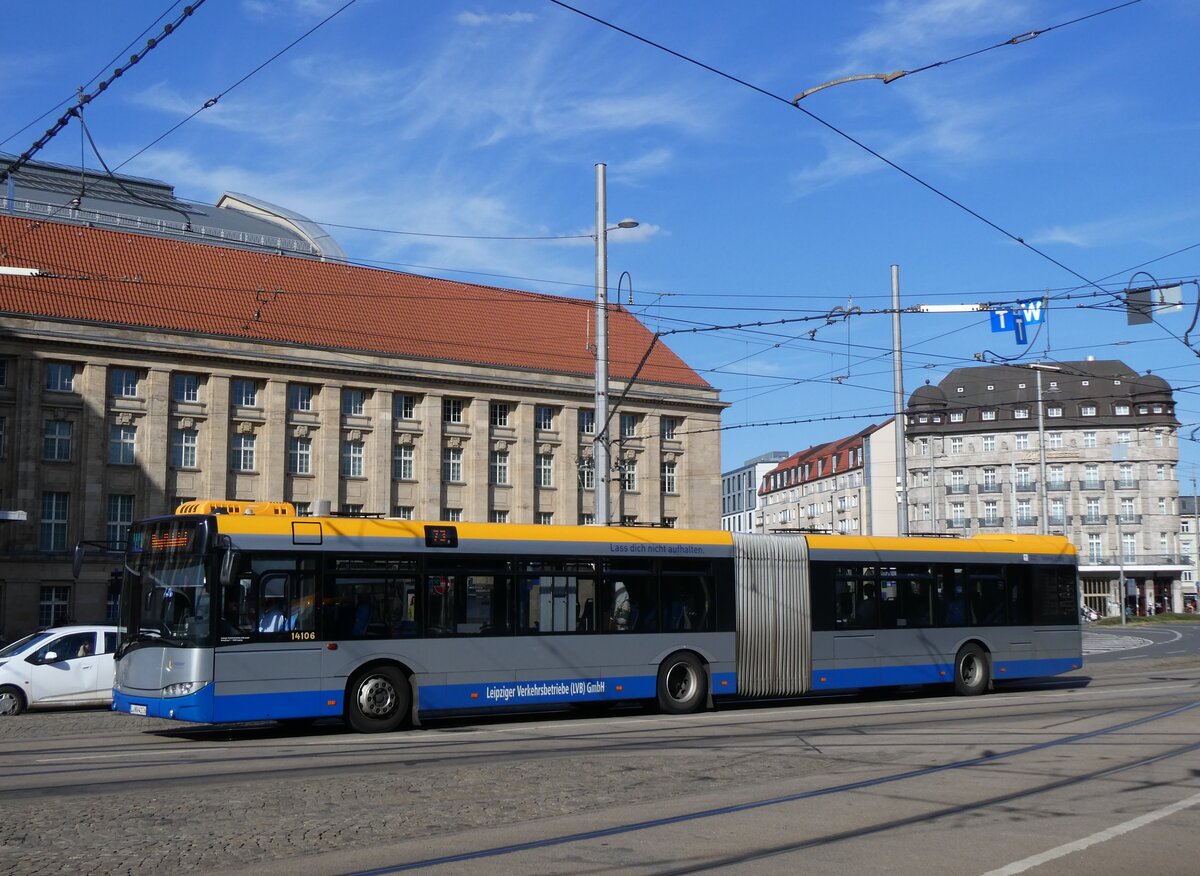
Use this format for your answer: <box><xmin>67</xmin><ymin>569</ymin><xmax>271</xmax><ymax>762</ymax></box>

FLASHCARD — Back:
<box><xmin>657</xmin><ymin>651</ymin><xmax>707</xmax><ymax>714</ymax></box>
<box><xmin>954</xmin><ymin>644</ymin><xmax>990</xmax><ymax>696</ymax></box>
<box><xmin>346</xmin><ymin>665</ymin><xmax>410</xmax><ymax>733</ymax></box>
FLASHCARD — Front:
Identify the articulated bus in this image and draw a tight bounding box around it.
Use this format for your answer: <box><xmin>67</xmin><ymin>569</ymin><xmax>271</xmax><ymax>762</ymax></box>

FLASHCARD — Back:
<box><xmin>106</xmin><ymin>501</ymin><xmax>1081</xmax><ymax>732</ymax></box>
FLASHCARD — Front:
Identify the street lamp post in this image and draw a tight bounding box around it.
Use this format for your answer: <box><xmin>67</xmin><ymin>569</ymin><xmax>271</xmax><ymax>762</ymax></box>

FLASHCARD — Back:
<box><xmin>593</xmin><ymin>163</ymin><xmax>637</xmax><ymax>526</ymax></box>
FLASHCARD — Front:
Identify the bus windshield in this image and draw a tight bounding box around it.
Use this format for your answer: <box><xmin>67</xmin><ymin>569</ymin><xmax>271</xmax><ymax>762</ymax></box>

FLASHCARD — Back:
<box><xmin>118</xmin><ymin>517</ymin><xmax>214</xmax><ymax>651</ymax></box>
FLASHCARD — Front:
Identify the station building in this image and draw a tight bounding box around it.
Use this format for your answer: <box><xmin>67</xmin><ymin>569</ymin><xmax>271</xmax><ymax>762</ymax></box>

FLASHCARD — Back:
<box><xmin>0</xmin><ymin>159</ymin><xmax>723</xmax><ymax>638</ymax></box>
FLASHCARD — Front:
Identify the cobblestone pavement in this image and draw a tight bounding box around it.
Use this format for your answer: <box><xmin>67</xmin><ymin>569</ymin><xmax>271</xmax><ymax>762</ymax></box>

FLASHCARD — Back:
<box><xmin>0</xmin><ymin>707</ymin><xmax>843</xmax><ymax>876</ymax></box>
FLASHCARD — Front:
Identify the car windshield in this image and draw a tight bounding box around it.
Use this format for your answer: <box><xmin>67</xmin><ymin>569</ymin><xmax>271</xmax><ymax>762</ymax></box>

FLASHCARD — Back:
<box><xmin>0</xmin><ymin>632</ymin><xmax>50</xmax><ymax>659</ymax></box>
<box><xmin>120</xmin><ymin>556</ymin><xmax>214</xmax><ymax>649</ymax></box>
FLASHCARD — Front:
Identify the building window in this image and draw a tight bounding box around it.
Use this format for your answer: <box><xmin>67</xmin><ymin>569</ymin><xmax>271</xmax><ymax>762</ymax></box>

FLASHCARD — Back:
<box><xmin>489</xmin><ymin>510</ymin><xmax>509</xmax><ymax>523</ymax></box>
<box><xmin>1117</xmin><ymin>430</ymin><xmax>1132</xmax><ymax>445</ymax></box>
<box><xmin>1085</xmin><ymin>497</ymin><xmax>1101</xmax><ymax>523</ymax></box>
<box><xmin>981</xmin><ymin>409</ymin><xmax>996</xmax><ymax>421</ymax></box>
<box><xmin>43</xmin><ymin>419</ymin><xmax>72</xmax><ymax>461</ymax></box>
<box><xmin>393</xmin><ymin>505</ymin><xmax>414</xmax><ymax>520</ymax></box>
<box><xmin>106</xmin><ymin>494</ymin><xmax>134</xmax><ymax>546</ymax></box>
<box><xmin>536</xmin><ymin>454</ymin><xmax>554</xmax><ymax>488</ymax></box>
<box><xmin>489</xmin><ymin>403</ymin><xmax>510</xmax><ymax>427</ymax></box>
<box><xmin>1120</xmin><ymin>497</ymin><xmax>1135</xmax><ymax>522</ymax></box>
<box><xmin>1046</xmin><ymin>406</ymin><xmax>1063</xmax><ymax>418</ymax></box>
<box><xmin>442</xmin><ymin>507</ymin><xmax>462</xmax><ymax>522</ymax></box>
<box><xmin>1050</xmin><ymin>498</ymin><xmax>1065</xmax><ymax>525</ymax></box>
<box><xmin>231</xmin><ymin>379</ymin><xmax>258</xmax><ymax>407</ymax></box>
<box><xmin>661</xmin><ymin>417</ymin><xmax>679</xmax><ymax>439</ymax></box>
<box><xmin>341</xmin><ymin>439</ymin><xmax>364</xmax><ymax>477</ymax></box>
<box><xmin>1122</xmin><ymin>533</ymin><xmax>1137</xmax><ymax>562</ymax></box>
<box><xmin>581</xmin><ymin>513</ymin><xmax>595</xmax><ymax>525</ymax></box>
<box><xmin>342</xmin><ymin>388</ymin><xmax>367</xmax><ymax>416</ymax></box>
<box><xmin>172</xmin><ymin>373</ymin><xmax>200</xmax><ymax>403</ymax></box>
<box><xmin>536</xmin><ymin>512</ymin><xmax>553</xmax><ymax>525</ymax></box>
<box><xmin>39</xmin><ymin>491</ymin><xmax>69</xmax><ymax>552</ymax></box>
<box><xmin>950</xmin><ymin>502</ymin><xmax>966</xmax><ymax>526</ymax></box>
<box><xmin>1015</xmin><ymin>433</ymin><xmax>1030</xmax><ymax>451</ymax></box>
<box><xmin>535</xmin><ymin>406</ymin><xmax>554</xmax><ymax>430</ymax></box>
<box><xmin>38</xmin><ymin>585</ymin><xmax>70</xmax><ymax>628</ymax></box>
<box><xmin>395</xmin><ymin>394</ymin><xmax>418</xmax><ymax>420</ymax></box>
<box><xmin>662</xmin><ymin>461</ymin><xmax>678</xmax><ymax>494</ymax></box>
<box><xmin>342</xmin><ymin>504</ymin><xmax>364</xmax><ymax>517</ymax></box>
<box><xmin>293</xmin><ymin>502</ymin><xmax>311</xmax><ymax>517</ymax></box>
<box><xmin>109</xmin><ymin>424</ymin><xmax>136</xmax><ymax>465</ymax></box>
<box><xmin>442</xmin><ymin>447</ymin><xmax>463</xmax><ymax>482</ymax></box>
<box><xmin>619</xmin><ymin>459</ymin><xmax>637</xmax><ymax>492</ymax></box>
<box><xmin>1114</xmin><ymin>403</ymin><xmax>1130</xmax><ymax>416</ymax></box>
<box><xmin>1047</xmin><ymin>432</ymin><xmax>1063</xmax><ymax>450</ymax></box>
<box><xmin>580</xmin><ymin>463</ymin><xmax>595</xmax><ymax>490</ymax></box>
<box><xmin>110</xmin><ymin>368</ymin><xmax>139</xmax><ymax>398</ymax></box>
<box><xmin>45</xmin><ymin>362</ymin><xmax>75</xmax><ymax>392</ymax></box>
<box><xmin>619</xmin><ymin>413</ymin><xmax>638</xmax><ymax>439</ymax></box>
<box><xmin>621</xmin><ymin>515</ymin><xmax>638</xmax><ymax>526</ymax></box>
<box><xmin>947</xmin><ymin>437</ymin><xmax>962</xmax><ymax>454</ymax></box>
<box><xmin>289</xmin><ymin>383</ymin><xmax>314</xmax><ymax>412</ymax></box>
<box><xmin>1084</xmin><ymin>464</ymin><xmax>1101</xmax><ymax>488</ymax></box>
<box><xmin>0</xmin><ymin>415</ymin><xmax>5</xmax><ymax>458</ymax></box>
<box><xmin>983</xmin><ymin>501</ymin><xmax>999</xmax><ymax>524</ymax></box>
<box><xmin>949</xmin><ymin>411</ymin><xmax>964</xmax><ymax>423</ymax></box>
<box><xmin>490</xmin><ymin>450</ymin><xmax>509</xmax><ymax>485</ymax></box>
<box><xmin>172</xmin><ymin>428</ymin><xmax>198</xmax><ymax>468</ymax></box>
<box><xmin>231</xmin><ymin>434</ymin><xmax>256</xmax><ymax>472</ymax></box>
<box><xmin>1014</xmin><ymin>408</ymin><xmax>1029</xmax><ymax>419</ymax></box>
<box><xmin>917</xmin><ymin>436</ymin><xmax>929</xmax><ymax>456</ymax></box>
<box><xmin>1083</xmin><ymin>431</ymin><xmax>1097</xmax><ymax>448</ymax></box>
<box><xmin>1081</xmin><ymin>404</ymin><xmax>1096</xmax><ymax>417</ymax></box>
<box><xmin>982</xmin><ymin>468</ymin><xmax>998</xmax><ymax>489</ymax></box>
<box><xmin>579</xmin><ymin>409</ymin><xmax>595</xmax><ymax>435</ymax></box>
<box><xmin>1049</xmin><ymin>465</ymin><xmax>1066</xmax><ymax>487</ymax></box>
<box><xmin>442</xmin><ymin>398</ymin><xmax>465</xmax><ymax>424</ymax></box>
<box><xmin>1154</xmin><ymin>430</ymin><xmax>1165</xmax><ymax>447</ymax></box>
<box><xmin>393</xmin><ymin>444</ymin><xmax>414</xmax><ymax>480</ymax></box>
<box><xmin>1088</xmin><ymin>533</ymin><xmax>1103</xmax><ymax>563</ymax></box>
<box><xmin>1017</xmin><ymin>499</ymin><xmax>1032</xmax><ymax>524</ymax></box>
<box><xmin>982</xmin><ymin>435</ymin><xmax>996</xmax><ymax>453</ymax></box>
<box><xmin>288</xmin><ymin>437</ymin><xmax>312</xmax><ymax>475</ymax></box>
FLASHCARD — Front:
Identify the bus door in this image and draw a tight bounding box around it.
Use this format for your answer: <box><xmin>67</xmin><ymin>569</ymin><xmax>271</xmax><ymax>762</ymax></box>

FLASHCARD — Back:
<box><xmin>213</xmin><ymin>568</ymin><xmax>323</xmax><ymax>722</ymax></box>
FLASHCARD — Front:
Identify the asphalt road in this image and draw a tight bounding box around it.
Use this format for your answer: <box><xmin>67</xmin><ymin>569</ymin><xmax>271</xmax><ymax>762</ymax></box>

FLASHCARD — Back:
<box><xmin>1</xmin><ymin>626</ymin><xmax>1197</xmax><ymax>876</ymax></box>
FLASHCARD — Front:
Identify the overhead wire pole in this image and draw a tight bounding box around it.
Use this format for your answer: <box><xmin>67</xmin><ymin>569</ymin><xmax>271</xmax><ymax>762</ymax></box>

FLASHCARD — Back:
<box><xmin>594</xmin><ymin>163</ymin><xmax>611</xmax><ymax>526</ymax></box>
<box><xmin>892</xmin><ymin>265</ymin><xmax>909</xmax><ymax>535</ymax></box>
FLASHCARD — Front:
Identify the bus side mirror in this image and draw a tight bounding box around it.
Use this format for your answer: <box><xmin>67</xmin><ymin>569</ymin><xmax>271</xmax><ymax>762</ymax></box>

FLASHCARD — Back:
<box><xmin>220</xmin><ymin>549</ymin><xmax>240</xmax><ymax>587</ymax></box>
<box><xmin>72</xmin><ymin>544</ymin><xmax>86</xmax><ymax>579</ymax></box>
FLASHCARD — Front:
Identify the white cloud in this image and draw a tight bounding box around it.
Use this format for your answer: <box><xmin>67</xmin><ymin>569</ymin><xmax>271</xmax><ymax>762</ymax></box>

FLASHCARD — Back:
<box><xmin>456</xmin><ymin>11</ymin><xmax>536</xmax><ymax>27</ymax></box>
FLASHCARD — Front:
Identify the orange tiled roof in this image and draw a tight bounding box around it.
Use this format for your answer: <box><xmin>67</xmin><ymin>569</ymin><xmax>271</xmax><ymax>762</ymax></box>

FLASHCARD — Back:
<box><xmin>0</xmin><ymin>214</ymin><xmax>709</xmax><ymax>389</ymax></box>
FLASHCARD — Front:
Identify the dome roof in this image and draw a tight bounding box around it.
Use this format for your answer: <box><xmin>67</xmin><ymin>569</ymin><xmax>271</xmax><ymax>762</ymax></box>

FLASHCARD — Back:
<box><xmin>907</xmin><ymin>381</ymin><xmax>946</xmax><ymax>410</ymax></box>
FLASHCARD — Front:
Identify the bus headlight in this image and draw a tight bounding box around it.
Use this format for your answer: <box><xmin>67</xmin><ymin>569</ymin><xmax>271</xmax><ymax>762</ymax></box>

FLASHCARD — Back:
<box><xmin>162</xmin><ymin>680</ymin><xmax>207</xmax><ymax>698</ymax></box>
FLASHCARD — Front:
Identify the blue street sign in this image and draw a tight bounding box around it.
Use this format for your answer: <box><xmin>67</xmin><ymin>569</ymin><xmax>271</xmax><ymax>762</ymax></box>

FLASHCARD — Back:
<box><xmin>991</xmin><ymin>298</ymin><xmax>1042</xmax><ymax>344</ymax></box>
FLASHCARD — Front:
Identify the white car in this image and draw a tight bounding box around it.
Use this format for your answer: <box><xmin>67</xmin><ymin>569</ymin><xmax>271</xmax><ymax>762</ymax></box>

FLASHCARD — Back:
<box><xmin>0</xmin><ymin>625</ymin><xmax>118</xmax><ymax>715</ymax></box>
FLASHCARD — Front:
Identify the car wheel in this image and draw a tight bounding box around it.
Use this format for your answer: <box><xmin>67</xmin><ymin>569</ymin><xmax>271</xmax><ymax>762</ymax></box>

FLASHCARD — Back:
<box><xmin>0</xmin><ymin>685</ymin><xmax>27</xmax><ymax>716</ymax></box>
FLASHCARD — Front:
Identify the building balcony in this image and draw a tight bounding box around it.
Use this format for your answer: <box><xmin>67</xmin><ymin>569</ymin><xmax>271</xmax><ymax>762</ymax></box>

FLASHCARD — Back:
<box><xmin>946</xmin><ymin>484</ymin><xmax>970</xmax><ymax>495</ymax></box>
<box><xmin>1014</xmin><ymin>516</ymin><xmax>1038</xmax><ymax>527</ymax></box>
<box><xmin>1079</xmin><ymin>480</ymin><xmax>1104</xmax><ymax>491</ymax></box>
<box><xmin>946</xmin><ymin>518</ymin><xmax>969</xmax><ymax>529</ymax></box>
<box><xmin>1014</xmin><ymin>483</ymin><xmax>1037</xmax><ymax>493</ymax></box>
<box><xmin>1117</xmin><ymin>513</ymin><xmax>1141</xmax><ymax>525</ymax></box>
<box><xmin>978</xmin><ymin>483</ymin><xmax>1003</xmax><ymax>493</ymax></box>
<box><xmin>1046</xmin><ymin>481</ymin><xmax>1071</xmax><ymax>491</ymax></box>
<box><xmin>1116</xmin><ymin>479</ymin><xmax>1139</xmax><ymax>490</ymax></box>
<box><xmin>978</xmin><ymin>516</ymin><xmax>1005</xmax><ymax>528</ymax></box>
<box><xmin>1047</xmin><ymin>515</ymin><xmax>1068</xmax><ymax>527</ymax></box>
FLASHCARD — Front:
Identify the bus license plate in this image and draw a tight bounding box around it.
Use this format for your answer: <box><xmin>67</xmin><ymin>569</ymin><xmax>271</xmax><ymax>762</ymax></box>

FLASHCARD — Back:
<box><xmin>130</xmin><ymin>703</ymin><xmax>147</xmax><ymax>716</ymax></box>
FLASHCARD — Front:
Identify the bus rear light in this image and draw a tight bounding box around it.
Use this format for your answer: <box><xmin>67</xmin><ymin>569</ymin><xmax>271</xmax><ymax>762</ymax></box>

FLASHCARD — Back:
<box><xmin>470</xmin><ymin>692</ymin><xmax>479</xmax><ymax>699</ymax></box>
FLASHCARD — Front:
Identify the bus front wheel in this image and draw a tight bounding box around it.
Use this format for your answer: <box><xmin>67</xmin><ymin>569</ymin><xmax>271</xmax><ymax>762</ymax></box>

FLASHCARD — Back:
<box><xmin>657</xmin><ymin>651</ymin><xmax>707</xmax><ymax>714</ymax></box>
<box><xmin>346</xmin><ymin>665</ymin><xmax>410</xmax><ymax>733</ymax></box>
<box><xmin>954</xmin><ymin>644</ymin><xmax>990</xmax><ymax>696</ymax></box>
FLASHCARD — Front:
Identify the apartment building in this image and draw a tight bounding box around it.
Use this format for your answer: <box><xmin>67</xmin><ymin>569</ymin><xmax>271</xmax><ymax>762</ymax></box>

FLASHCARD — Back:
<box><xmin>720</xmin><ymin>450</ymin><xmax>788</xmax><ymax>532</ymax></box>
<box><xmin>755</xmin><ymin>421</ymin><xmax>897</xmax><ymax>535</ymax></box>
<box><xmin>904</xmin><ymin>360</ymin><xmax>1184</xmax><ymax>616</ymax></box>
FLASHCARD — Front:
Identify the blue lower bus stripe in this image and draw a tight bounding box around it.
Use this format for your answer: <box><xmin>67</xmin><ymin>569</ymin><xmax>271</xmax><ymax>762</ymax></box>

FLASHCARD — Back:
<box><xmin>114</xmin><ymin>671</ymin><xmax>742</xmax><ymax>724</ymax></box>
<box><xmin>811</xmin><ymin>656</ymin><xmax>1082</xmax><ymax>690</ymax></box>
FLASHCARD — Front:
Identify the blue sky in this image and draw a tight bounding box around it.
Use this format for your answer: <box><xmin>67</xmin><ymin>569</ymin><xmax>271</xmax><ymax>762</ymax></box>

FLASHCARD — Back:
<box><xmin>4</xmin><ymin>1</ymin><xmax>1199</xmax><ymax>478</ymax></box>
